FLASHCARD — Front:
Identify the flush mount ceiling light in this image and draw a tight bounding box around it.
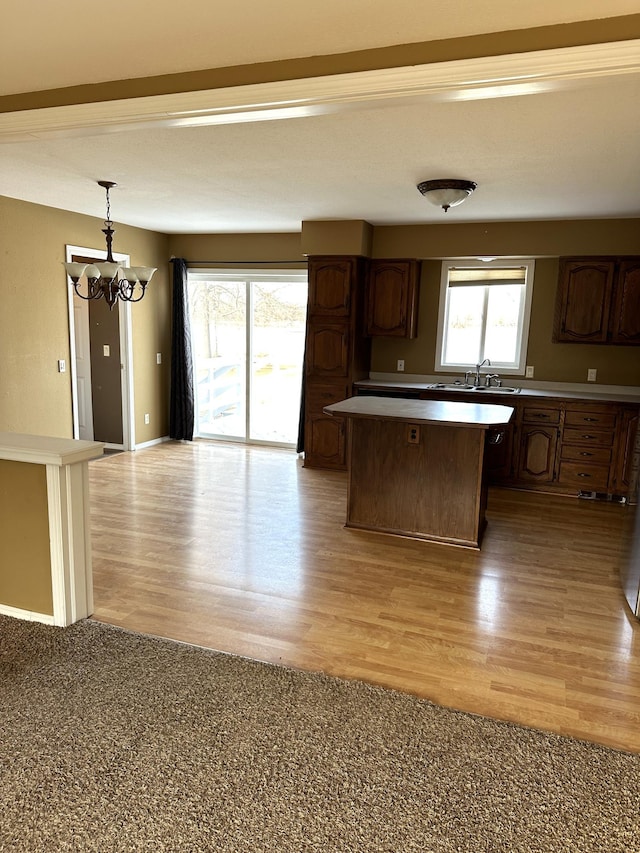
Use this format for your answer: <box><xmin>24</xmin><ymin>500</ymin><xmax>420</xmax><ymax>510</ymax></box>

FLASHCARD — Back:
<box><xmin>63</xmin><ymin>181</ymin><xmax>157</xmax><ymax>310</ymax></box>
<box><xmin>417</xmin><ymin>178</ymin><xmax>477</xmax><ymax>213</ymax></box>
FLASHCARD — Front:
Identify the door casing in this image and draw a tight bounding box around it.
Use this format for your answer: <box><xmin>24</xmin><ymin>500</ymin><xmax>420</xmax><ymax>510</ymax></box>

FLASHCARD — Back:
<box><xmin>65</xmin><ymin>244</ymin><xmax>135</xmax><ymax>450</ymax></box>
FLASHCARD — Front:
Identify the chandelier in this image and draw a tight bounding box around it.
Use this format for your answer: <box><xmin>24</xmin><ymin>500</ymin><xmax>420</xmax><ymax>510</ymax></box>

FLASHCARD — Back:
<box><xmin>63</xmin><ymin>181</ymin><xmax>157</xmax><ymax>310</ymax></box>
<box><xmin>417</xmin><ymin>178</ymin><xmax>477</xmax><ymax>213</ymax></box>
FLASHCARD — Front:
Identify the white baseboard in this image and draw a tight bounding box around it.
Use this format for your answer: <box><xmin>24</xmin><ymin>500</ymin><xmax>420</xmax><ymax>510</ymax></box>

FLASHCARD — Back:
<box><xmin>134</xmin><ymin>435</ymin><xmax>171</xmax><ymax>451</ymax></box>
<box><xmin>0</xmin><ymin>603</ymin><xmax>56</xmax><ymax>625</ymax></box>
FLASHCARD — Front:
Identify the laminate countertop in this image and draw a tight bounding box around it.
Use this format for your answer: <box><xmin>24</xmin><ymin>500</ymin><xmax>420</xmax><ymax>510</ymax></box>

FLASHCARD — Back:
<box><xmin>324</xmin><ymin>396</ymin><xmax>514</xmax><ymax>429</ymax></box>
<box><xmin>355</xmin><ymin>378</ymin><xmax>640</xmax><ymax>405</ymax></box>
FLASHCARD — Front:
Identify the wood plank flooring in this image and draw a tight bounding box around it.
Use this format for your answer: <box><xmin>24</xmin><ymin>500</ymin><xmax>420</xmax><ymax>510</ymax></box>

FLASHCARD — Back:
<box><xmin>89</xmin><ymin>440</ymin><xmax>640</xmax><ymax>753</ymax></box>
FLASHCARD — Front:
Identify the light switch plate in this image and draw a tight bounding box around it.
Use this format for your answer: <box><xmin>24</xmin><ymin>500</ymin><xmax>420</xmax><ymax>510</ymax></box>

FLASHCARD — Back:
<box><xmin>587</xmin><ymin>368</ymin><xmax>597</xmax><ymax>382</ymax></box>
<box><xmin>103</xmin><ymin>344</ymin><xmax>110</xmax><ymax>357</ymax></box>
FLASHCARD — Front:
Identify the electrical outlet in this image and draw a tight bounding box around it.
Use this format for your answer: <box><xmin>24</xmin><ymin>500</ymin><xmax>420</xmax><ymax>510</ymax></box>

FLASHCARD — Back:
<box><xmin>156</xmin><ymin>352</ymin><xmax>162</xmax><ymax>364</ymax></box>
<box><xmin>144</xmin><ymin>413</ymin><xmax>150</xmax><ymax>425</ymax></box>
<box><xmin>407</xmin><ymin>425</ymin><xmax>420</xmax><ymax>445</ymax></box>
<box><xmin>525</xmin><ymin>365</ymin><xmax>534</xmax><ymax>378</ymax></box>
<box><xmin>587</xmin><ymin>368</ymin><xmax>597</xmax><ymax>382</ymax></box>
<box><xmin>103</xmin><ymin>344</ymin><xmax>110</xmax><ymax>357</ymax></box>
<box><xmin>58</xmin><ymin>359</ymin><xmax>66</xmax><ymax>373</ymax></box>
<box><xmin>397</xmin><ymin>359</ymin><xmax>405</xmax><ymax>372</ymax></box>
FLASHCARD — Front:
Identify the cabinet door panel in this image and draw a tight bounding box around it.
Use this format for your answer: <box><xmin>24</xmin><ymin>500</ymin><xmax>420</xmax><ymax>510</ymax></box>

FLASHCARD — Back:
<box><xmin>308</xmin><ymin>258</ymin><xmax>353</xmax><ymax>316</ymax></box>
<box><xmin>613</xmin><ymin>407</ymin><xmax>640</xmax><ymax>496</ymax></box>
<box><xmin>304</xmin><ymin>414</ymin><xmax>345</xmax><ymax>468</ymax></box>
<box><xmin>517</xmin><ymin>426</ymin><xmax>558</xmax><ymax>482</ymax></box>
<box><xmin>610</xmin><ymin>260</ymin><xmax>640</xmax><ymax>344</ymax></box>
<box><xmin>306</xmin><ymin>323</ymin><xmax>349</xmax><ymax>377</ymax></box>
<box><xmin>366</xmin><ymin>260</ymin><xmax>419</xmax><ymax>338</ymax></box>
<box><xmin>553</xmin><ymin>260</ymin><xmax>615</xmax><ymax>343</ymax></box>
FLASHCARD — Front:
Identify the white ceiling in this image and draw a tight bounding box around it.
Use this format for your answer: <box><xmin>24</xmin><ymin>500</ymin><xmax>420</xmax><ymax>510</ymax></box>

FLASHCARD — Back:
<box><xmin>2</xmin><ymin>1</ymin><xmax>640</xmax><ymax>234</ymax></box>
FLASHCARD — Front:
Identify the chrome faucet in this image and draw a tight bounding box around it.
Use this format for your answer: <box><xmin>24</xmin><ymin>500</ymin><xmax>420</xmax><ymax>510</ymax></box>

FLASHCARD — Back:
<box><xmin>474</xmin><ymin>358</ymin><xmax>491</xmax><ymax>386</ymax></box>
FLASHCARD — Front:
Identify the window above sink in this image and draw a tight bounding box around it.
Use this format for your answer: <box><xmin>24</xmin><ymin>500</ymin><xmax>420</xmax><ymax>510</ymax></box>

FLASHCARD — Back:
<box><xmin>434</xmin><ymin>259</ymin><xmax>535</xmax><ymax>376</ymax></box>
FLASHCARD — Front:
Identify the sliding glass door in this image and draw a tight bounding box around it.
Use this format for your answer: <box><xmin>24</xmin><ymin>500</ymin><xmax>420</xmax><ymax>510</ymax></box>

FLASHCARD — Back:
<box><xmin>188</xmin><ymin>271</ymin><xmax>307</xmax><ymax>446</ymax></box>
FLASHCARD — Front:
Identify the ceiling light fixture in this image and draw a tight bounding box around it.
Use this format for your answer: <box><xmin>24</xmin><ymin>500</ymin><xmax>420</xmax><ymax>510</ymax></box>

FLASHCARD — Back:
<box><xmin>63</xmin><ymin>181</ymin><xmax>156</xmax><ymax>310</ymax></box>
<box><xmin>417</xmin><ymin>178</ymin><xmax>477</xmax><ymax>213</ymax></box>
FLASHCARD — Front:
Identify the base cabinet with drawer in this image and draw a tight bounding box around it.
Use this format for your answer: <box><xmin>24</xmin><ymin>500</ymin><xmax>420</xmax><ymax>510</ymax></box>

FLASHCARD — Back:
<box><xmin>357</xmin><ymin>383</ymin><xmax>639</xmax><ymax>500</ymax></box>
<box><xmin>557</xmin><ymin>405</ymin><xmax>616</xmax><ymax>492</ymax></box>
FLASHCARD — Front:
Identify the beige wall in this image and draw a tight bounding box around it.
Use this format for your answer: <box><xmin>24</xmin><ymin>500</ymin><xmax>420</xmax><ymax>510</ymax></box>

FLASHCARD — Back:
<box><xmin>0</xmin><ymin>195</ymin><xmax>171</xmax><ymax>441</ymax></box>
<box><xmin>0</xmin><ymin>460</ymin><xmax>53</xmax><ymax>615</ymax></box>
<box><xmin>168</xmin><ymin>232</ymin><xmax>304</xmax><ymax>265</ymax></box>
<box><xmin>370</xmin><ymin>220</ymin><xmax>640</xmax><ymax>386</ymax></box>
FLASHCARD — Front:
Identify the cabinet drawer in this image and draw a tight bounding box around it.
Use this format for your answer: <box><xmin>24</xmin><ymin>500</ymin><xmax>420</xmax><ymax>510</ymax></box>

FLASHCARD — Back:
<box><xmin>564</xmin><ymin>409</ymin><xmax>616</xmax><ymax>429</ymax></box>
<box><xmin>557</xmin><ymin>461</ymin><xmax>610</xmax><ymax>490</ymax></box>
<box><xmin>306</xmin><ymin>382</ymin><xmax>351</xmax><ymax>414</ymax></box>
<box><xmin>521</xmin><ymin>407</ymin><xmax>561</xmax><ymax>425</ymax></box>
<box><xmin>562</xmin><ymin>427</ymin><xmax>614</xmax><ymax>447</ymax></box>
<box><xmin>560</xmin><ymin>444</ymin><xmax>612</xmax><ymax>464</ymax></box>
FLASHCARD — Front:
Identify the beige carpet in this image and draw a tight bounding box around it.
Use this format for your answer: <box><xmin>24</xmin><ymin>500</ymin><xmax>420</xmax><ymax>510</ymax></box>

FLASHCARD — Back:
<box><xmin>1</xmin><ymin>615</ymin><xmax>638</xmax><ymax>852</ymax></box>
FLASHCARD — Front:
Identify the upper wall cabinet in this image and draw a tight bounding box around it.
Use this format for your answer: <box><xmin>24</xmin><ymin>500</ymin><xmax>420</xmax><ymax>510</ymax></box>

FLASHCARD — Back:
<box><xmin>365</xmin><ymin>259</ymin><xmax>420</xmax><ymax>338</ymax></box>
<box><xmin>610</xmin><ymin>259</ymin><xmax>640</xmax><ymax>344</ymax></box>
<box><xmin>553</xmin><ymin>257</ymin><xmax>640</xmax><ymax>345</ymax></box>
<box><xmin>307</xmin><ymin>257</ymin><xmax>354</xmax><ymax>316</ymax></box>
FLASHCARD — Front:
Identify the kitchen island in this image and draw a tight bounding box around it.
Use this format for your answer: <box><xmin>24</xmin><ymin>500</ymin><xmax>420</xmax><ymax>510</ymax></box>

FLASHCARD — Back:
<box><xmin>324</xmin><ymin>396</ymin><xmax>514</xmax><ymax>549</ymax></box>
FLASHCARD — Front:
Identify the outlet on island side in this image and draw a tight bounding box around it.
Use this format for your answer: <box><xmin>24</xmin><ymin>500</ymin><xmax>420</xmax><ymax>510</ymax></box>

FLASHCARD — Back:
<box><xmin>407</xmin><ymin>424</ymin><xmax>420</xmax><ymax>445</ymax></box>
<box><xmin>397</xmin><ymin>359</ymin><xmax>405</xmax><ymax>372</ymax></box>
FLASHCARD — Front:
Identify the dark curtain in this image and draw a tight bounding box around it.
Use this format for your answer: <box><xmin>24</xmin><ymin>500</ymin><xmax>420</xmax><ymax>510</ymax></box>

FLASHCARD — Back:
<box><xmin>169</xmin><ymin>258</ymin><xmax>195</xmax><ymax>440</ymax></box>
<box><xmin>296</xmin><ymin>354</ymin><xmax>306</xmax><ymax>453</ymax></box>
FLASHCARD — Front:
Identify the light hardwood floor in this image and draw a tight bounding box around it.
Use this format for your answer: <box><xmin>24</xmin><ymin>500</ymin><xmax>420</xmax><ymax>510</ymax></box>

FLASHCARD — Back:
<box><xmin>89</xmin><ymin>440</ymin><xmax>640</xmax><ymax>753</ymax></box>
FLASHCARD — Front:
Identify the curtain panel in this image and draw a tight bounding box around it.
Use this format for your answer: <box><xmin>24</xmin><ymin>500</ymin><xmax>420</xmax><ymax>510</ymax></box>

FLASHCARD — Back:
<box><xmin>169</xmin><ymin>258</ymin><xmax>195</xmax><ymax>441</ymax></box>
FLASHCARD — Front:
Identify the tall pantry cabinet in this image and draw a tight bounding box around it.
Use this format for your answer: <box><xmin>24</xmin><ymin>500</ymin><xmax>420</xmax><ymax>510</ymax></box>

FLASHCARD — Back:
<box><xmin>303</xmin><ymin>256</ymin><xmax>371</xmax><ymax>470</ymax></box>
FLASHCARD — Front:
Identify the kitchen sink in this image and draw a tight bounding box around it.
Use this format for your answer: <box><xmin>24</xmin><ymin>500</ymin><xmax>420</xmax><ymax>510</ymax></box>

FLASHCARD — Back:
<box><xmin>427</xmin><ymin>383</ymin><xmax>521</xmax><ymax>394</ymax></box>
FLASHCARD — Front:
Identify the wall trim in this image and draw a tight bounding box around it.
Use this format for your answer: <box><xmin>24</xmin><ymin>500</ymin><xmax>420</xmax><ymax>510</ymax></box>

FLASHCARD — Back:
<box><xmin>134</xmin><ymin>435</ymin><xmax>171</xmax><ymax>450</ymax></box>
<box><xmin>0</xmin><ymin>603</ymin><xmax>56</xmax><ymax>625</ymax></box>
<box><xmin>1</xmin><ymin>40</ymin><xmax>639</xmax><ymax>141</ymax></box>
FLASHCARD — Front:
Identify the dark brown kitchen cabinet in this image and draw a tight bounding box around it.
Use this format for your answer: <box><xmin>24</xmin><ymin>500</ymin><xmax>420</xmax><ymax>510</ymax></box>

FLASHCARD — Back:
<box><xmin>365</xmin><ymin>259</ymin><xmax>420</xmax><ymax>338</ymax></box>
<box><xmin>303</xmin><ymin>257</ymin><xmax>370</xmax><ymax>470</ymax></box>
<box><xmin>517</xmin><ymin>425</ymin><xmax>559</xmax><ymax>483</ymax></box>
<box><xmin>613</xmin><ymin>406</ymin><xmax>640</xmax><ymax>499</ymax></box>
<box><xmin>553</xmin><ymin>256</ymin><xmax>640</xmax><ymax>345</ymax></box>
<box><xmin>307</xmin><ymin>257</ymin><xmax>354</xmax><ymax>317</ymax></box>
<box><xmin>515</xmin><ymin>405</ymin><xmax>561</xmax><ymax>484</ymax></box>
<box><xmin>557</xmin><ymin>404</ymin><xmax>616</xmax><ymax>492</ymax></box>
<box><xmin>306</xmin><ymin>322</ymin><xmax>350</xmax><ymax>378</ymax></box>
<box><xmin>610</xmin><ymin>260</ymin><xmax>640</xmax><ymax>344</ymax></box>
<box><xmin>553</xmin><ymin>259</ymin><xmax>615</xmax><ymax>343</ymax></box>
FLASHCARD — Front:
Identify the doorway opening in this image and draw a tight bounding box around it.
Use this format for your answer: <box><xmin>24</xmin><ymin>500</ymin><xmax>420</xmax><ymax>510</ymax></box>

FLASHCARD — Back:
<box><xmin>188</xmin><ymin>270</ymin><xmax>307</xmax><ymax>446</ymax></box>
<box><xmin>66</xmin><ymin>244</ymin><xmax>135</xmax><ymax>450</ymax></box>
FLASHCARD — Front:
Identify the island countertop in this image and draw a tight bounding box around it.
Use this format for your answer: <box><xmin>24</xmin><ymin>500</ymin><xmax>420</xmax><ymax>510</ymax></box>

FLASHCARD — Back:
<box><xmin>324</xmin><ymin>396</ymin><xmax>514</xmax><ymax>429</ymax></box>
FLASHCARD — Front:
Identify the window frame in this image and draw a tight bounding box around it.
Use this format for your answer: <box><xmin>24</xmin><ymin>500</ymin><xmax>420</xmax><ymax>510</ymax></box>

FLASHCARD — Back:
<box><xmin>434</xmin><ymin>258</ymin><xmax>535</xmax><ymax>376</ymax></box>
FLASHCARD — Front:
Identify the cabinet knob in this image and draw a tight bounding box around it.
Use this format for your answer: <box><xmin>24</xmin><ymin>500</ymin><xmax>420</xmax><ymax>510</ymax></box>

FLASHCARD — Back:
<box><xmin>577</xmin><ymin>472</ymin><xmax>591</xmax><ymax>478</ymax></box>
<box><xmin>580</xmin><ymin>451</ymin><xmax>593</xmax><ymax>457</ymax></box>
<box><xmin>581</xmin><ymin>434</ymin><xmax>595</xmax><ymax>440</ymax></box>
<box><xmin>583</xmin><ymin>417</ymin><xmax>598</xmax><ymax>422</ymax></box>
